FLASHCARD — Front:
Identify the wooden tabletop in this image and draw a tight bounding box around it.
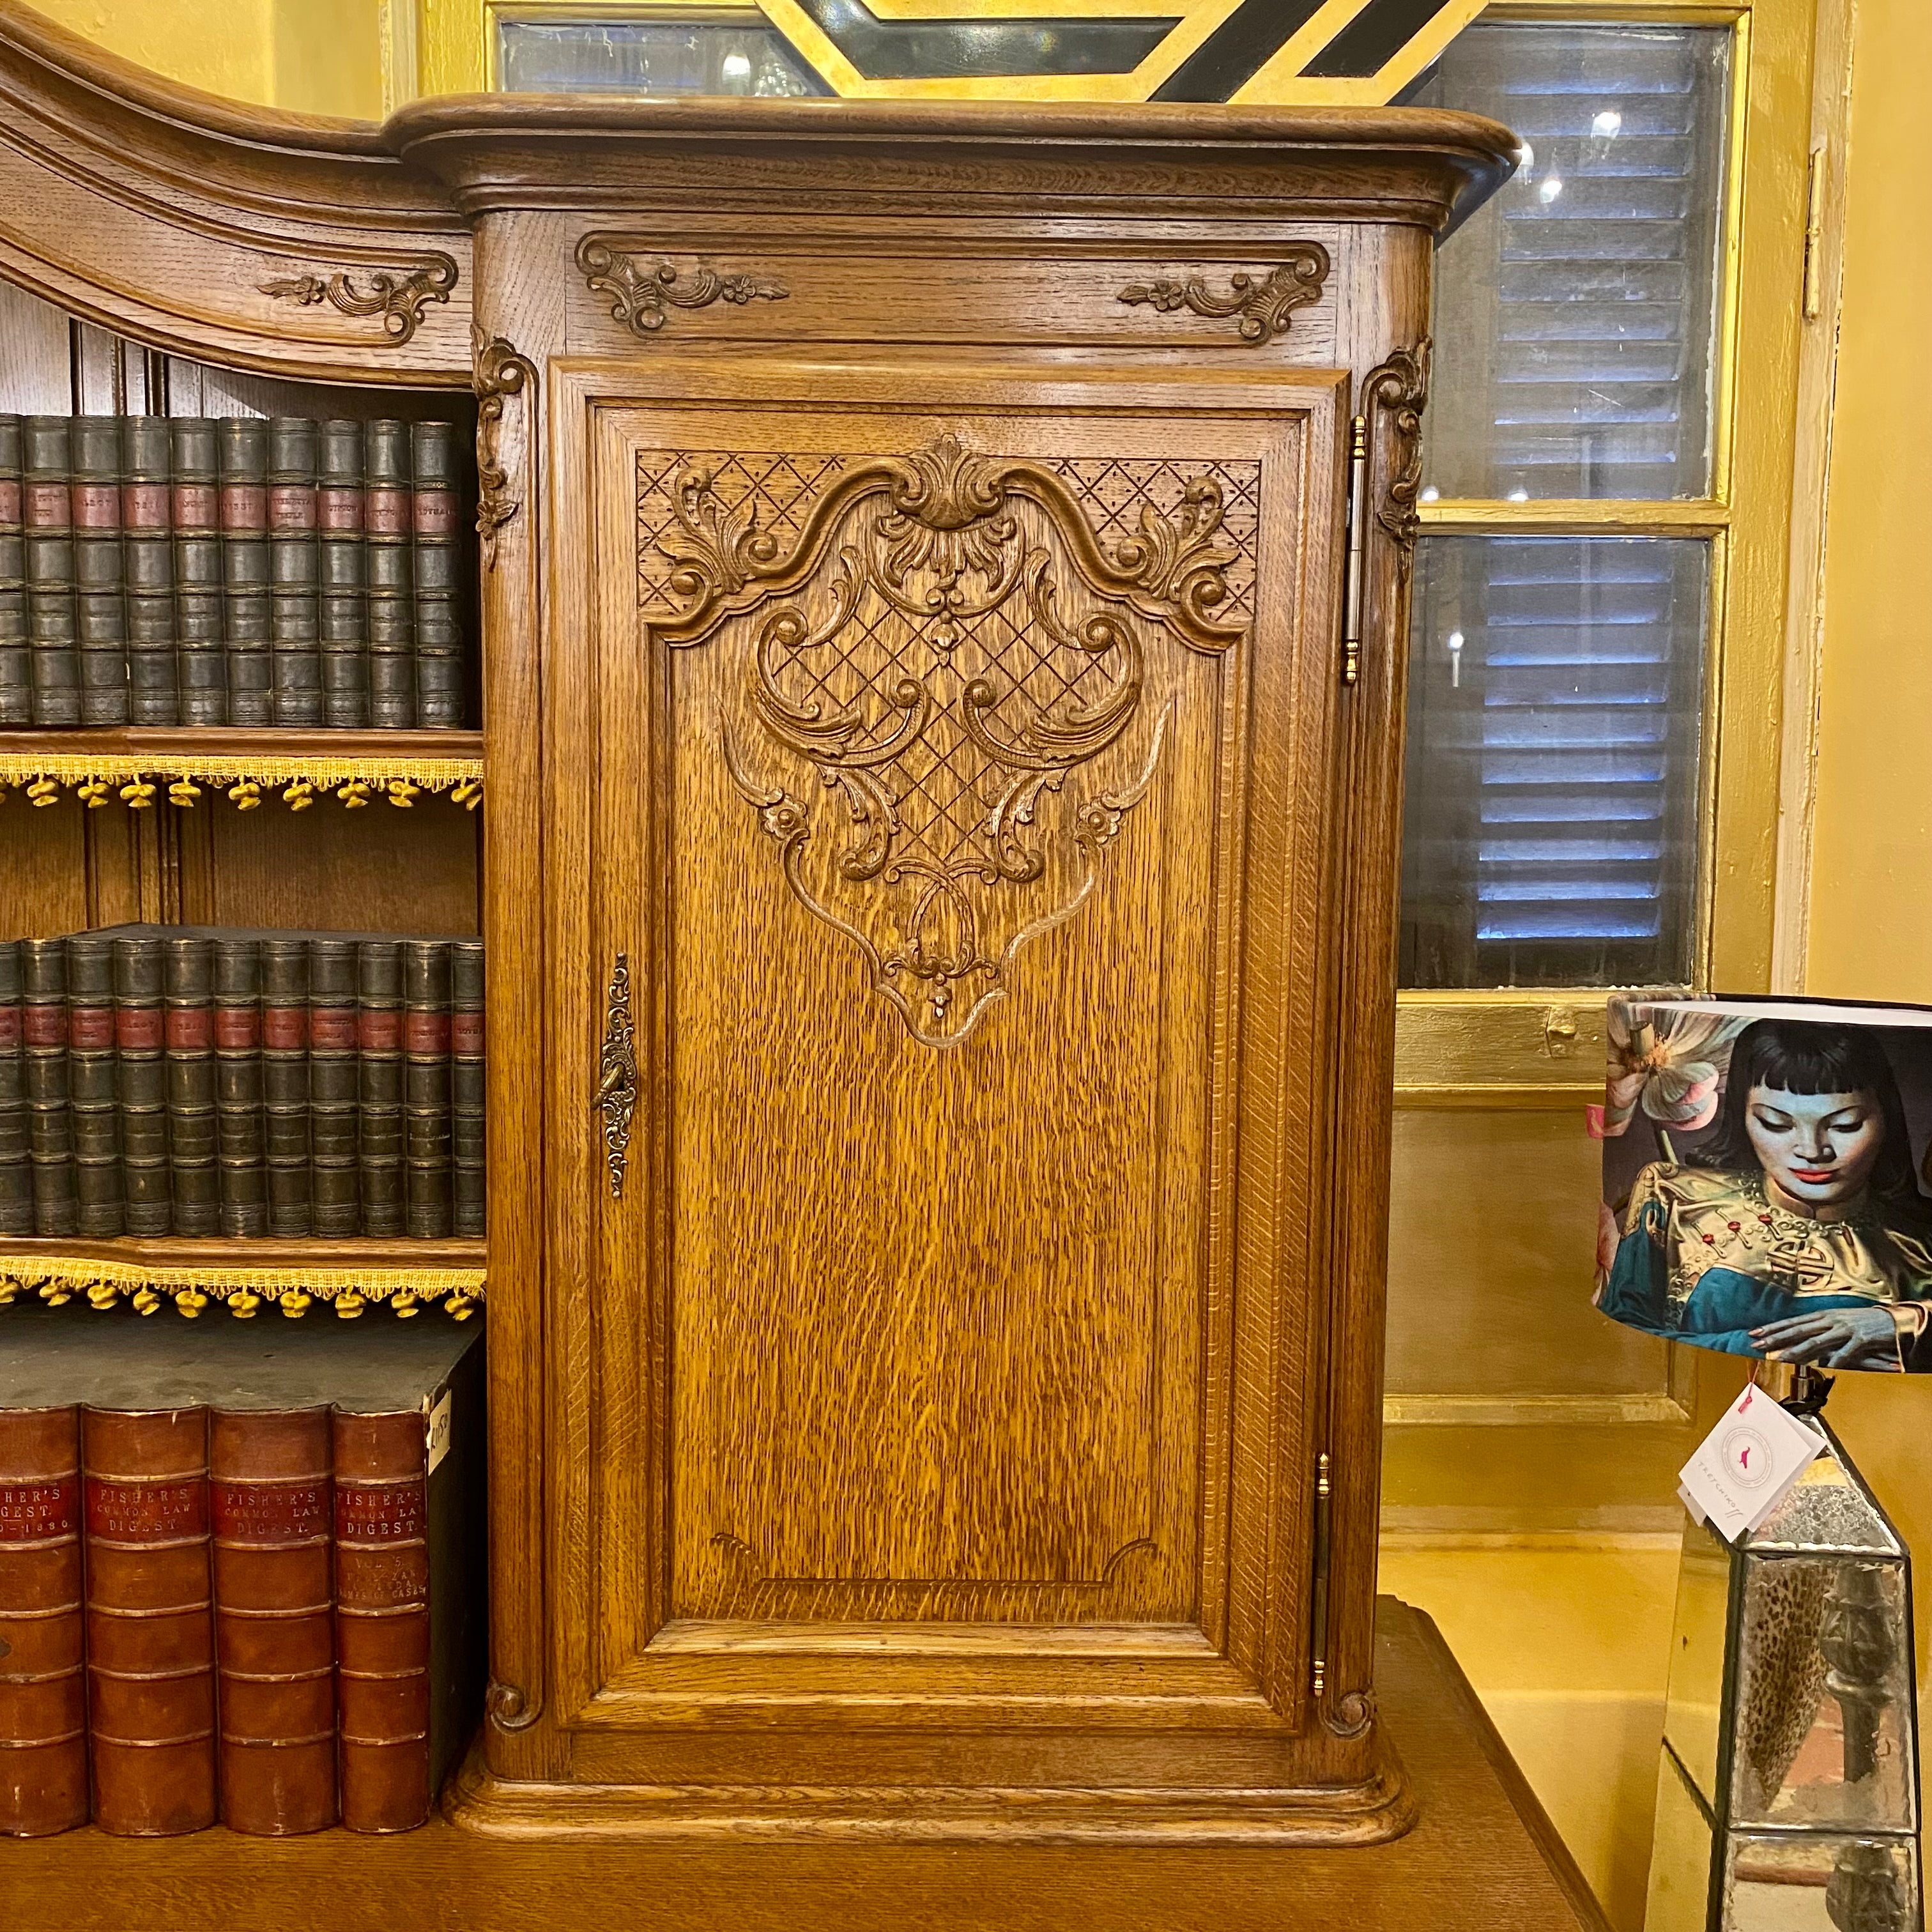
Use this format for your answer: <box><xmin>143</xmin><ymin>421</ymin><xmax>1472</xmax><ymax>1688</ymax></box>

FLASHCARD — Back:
<box><xmin>0</xmin><ymin>1598</ymin><xmax>1614</xmax><ymax>1932</ymax></box>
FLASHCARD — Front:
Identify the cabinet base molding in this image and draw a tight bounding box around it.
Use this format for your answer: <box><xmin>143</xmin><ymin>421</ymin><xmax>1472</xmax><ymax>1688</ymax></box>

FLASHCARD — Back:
<box><xmin>443</xmin><ymin>1751</ymin><xmax>1416</xmax><ymax>1848</ymax></box>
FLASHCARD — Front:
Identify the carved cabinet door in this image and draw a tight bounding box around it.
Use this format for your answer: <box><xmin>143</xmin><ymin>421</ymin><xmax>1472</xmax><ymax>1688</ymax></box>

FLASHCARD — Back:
<box><xmin>555</xmin><ymin>356</ymin><xmax>1353</xmax><ymax>1774</ymax></box>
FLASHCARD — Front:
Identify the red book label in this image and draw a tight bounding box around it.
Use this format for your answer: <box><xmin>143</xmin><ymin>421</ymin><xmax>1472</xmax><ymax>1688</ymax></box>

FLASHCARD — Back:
<box><xmin>450</xmin><ymin>1012</ymin><xmax>485</xmax><ymax>1058</ymax></box>
<box><xmin>211</xmin><ymin>1478</ymin><xmax>329</xmax><ymax>1542</ymax></box>
<box><xmin>87</xmin><ymin>1476</ymin><xmax>207</xmax><ymax>1541</ymax></box>
<box><xmin>172</xmin><ymin>482</ymin><xmax>218</xmax><ymax>528</ymax></box>
<box><xmin>318</xmin><ymin>487</ymin><xmax>362</xmax><ymax>532</ymax></box>
<box><xmin>261</xmin><ymin>1007</ymin><xmax>307</xmax><ymax>1052</ymax></box>
<box><xmin>0</xmin><ymin>1474</ymin><xmax>79</xmax><ymax>1540</ymax></box>
<box><xmin>364</xmin><ymin>487</ymin><xmax>410</xmax><ymax>536</ymax></box>
<box><xmin>0</xmin><ymin>479</ymin><xmax>19</xmax><ymax>525</ymax></box>
<box><xmin>24</xmin><ymin>1007</ymin><xmax>65</xmax><ymax>1049</ymax></box>
<box><xmin>0</xmin><ymin>1004</ymin><xmax>19</xmax><ymax>1050</ymax></box>
<box><xmin>413</xmin><ymin>489</ymin><xmax>457</xmax><ymax>537</ymax></box>
<box><xmin>166</xmin><ymin>1006</ymin><xmax>215</xmax><ymax>1051</ymax></box>
<box><xmin>404</xmin><ymin>1013</ymin><xmax>449</xmax><ymax>1056</ymax></box>
<box><xmin>309</xmin><ymin>1009</ymin><xmax>358</xmax><ymax>1052</ymax></box>
<box><xmin>123</xmin><ymin>482</ymin><xmax>171</xmax><ymax>530</ymax></box>
<box><xmin>70</xmin><ymin>482</ymin><xmax>119</xmax><ymax>530</ymax></box>
<box><xmin>269</xmin><ymin>484</ymin><xmax>318</xmax><ymax>531</ymax></box>
<box><xmin>116</xmin><ymin>1007</ymin><xmax>164</xmax><ymax>1051</ymax></box>
<box><xmin>335</xmin><ymin>1482</ymin><xmax>426</xmax><ymax>1543</ymax></box>
<box><xmin>357</xmin><ymin>1010</ymin><xmax>401</xmax><ymax>1053</ymax></box>
<box><xmin>214</xmin><ymin>1007</ymin><xmax>260</xmax><ymax>1051</ymax></box>
<box><xmin>220</xmin><ymin>483</ymin><xmax>267</xmax><ymax>530</ymax></box>
<box><xmin>68</xmin><ymin>1007</ymin><xmax>113</xmax><ymax>1050</ymax></box>
<box><xmin>24</xmin><ymin>480</ymin><xmax>68</xmax><ymax>529</ymax></box>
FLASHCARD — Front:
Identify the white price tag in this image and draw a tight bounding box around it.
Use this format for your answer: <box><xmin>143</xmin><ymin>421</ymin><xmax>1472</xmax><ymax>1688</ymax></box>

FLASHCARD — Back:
<box><xmin>426</xmin><ymin>1389</ymin><xmax>454</xmax><ymax>1475</ymax></box>
<box><xmin>1678</xmin><ymin>1382</ymin><xmax>1823</xmax><ymax>1542</ymax></box>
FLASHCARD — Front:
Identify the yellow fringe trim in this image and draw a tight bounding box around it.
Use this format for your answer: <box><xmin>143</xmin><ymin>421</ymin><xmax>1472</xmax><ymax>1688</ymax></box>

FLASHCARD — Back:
<box><xmin>0</xmin><ymin>757</ymin><xmax>482</xmax><ymax>811</ymax></box>
<box><xmin>0</xmin><ymin>1258</ymin><xmax>485</xmax><ymax>1321</ymax></box>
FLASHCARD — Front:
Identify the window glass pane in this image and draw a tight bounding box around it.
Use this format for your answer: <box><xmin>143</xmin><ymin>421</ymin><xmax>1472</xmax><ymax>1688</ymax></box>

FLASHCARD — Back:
<box><xmin>1416</xmin><ymin>23</ymin><xmax>1730</xmax><ymax>500</ymax></box>
<box><xmin>1400</xmin><ymin>537</ymin><xmax>1706</xmax><ymax>990</ymax></box>
<box><xmin>498</xmin><ymin>18</ymin><xmax>829</xmax><ymax>96</ymax></box>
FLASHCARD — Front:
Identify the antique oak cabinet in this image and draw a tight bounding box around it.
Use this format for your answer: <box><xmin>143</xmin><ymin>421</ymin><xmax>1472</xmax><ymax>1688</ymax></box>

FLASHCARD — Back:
<box><xmin>0</xmin><ymin>3</ymin><xmax>1513</xmax><ymax>1847</ymax></box>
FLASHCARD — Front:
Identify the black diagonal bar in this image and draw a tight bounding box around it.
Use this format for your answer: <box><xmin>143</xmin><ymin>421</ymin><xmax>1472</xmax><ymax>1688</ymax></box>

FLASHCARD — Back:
<box><xmin>794</xmin><ymin>0</ymin><xmax>1177</xmax><ymax>80</ymax></box>
<box><xmin>1151</xmin><ymin>0</ymin><xmax>1331</xmax><ymax>102</ymax></box>
<box><xmin>1301</xmin><ymin>0</ymin><xmax>1463</xmax><ymax>78</ymax></box>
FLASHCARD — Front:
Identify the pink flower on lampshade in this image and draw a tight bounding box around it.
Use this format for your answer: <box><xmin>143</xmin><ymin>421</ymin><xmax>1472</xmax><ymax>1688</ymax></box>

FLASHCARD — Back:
<box><xmin>1601</xmin><ymin>995</ymin><xmax>1748</xmax><ymax>1140</ymax></box>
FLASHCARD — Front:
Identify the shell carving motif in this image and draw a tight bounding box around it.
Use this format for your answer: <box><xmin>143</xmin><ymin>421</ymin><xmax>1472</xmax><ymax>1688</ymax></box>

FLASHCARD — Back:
<box><xmin>639</xmin><ymin>435</ymin><xmax>1255</xmax><ymax>1048</ymax></box>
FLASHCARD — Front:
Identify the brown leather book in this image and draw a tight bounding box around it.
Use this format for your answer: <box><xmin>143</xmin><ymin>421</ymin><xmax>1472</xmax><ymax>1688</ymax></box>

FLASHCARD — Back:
<box><xmin>334</xmin><ymin>1407</ymin><xmax>431</xmax><ymax>1831</ymax></box>
<box><xmin>0</xmin><ymin>1404</ymin><xmax>87</xmax><ymax>1836</ymax></box>
<box><xmin>211</xmin><ymin>1406</ymin><xmax>336</xmax><ymax>1834</ymax></box>
<box><xmin>82</xmin><ymin>1405</ymin><xmax>217</xmax><ymax>1835</ymax></box>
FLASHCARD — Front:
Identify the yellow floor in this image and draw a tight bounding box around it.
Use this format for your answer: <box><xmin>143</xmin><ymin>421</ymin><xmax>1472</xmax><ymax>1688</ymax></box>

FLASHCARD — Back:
<box><xmin>1379</xmin><ymin>1538</ymin><xmax>1684</xmax><ymax>1932</ymax></box>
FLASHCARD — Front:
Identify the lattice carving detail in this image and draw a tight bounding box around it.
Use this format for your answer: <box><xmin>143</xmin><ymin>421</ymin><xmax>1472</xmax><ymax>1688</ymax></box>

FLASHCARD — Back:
<box><xmin>637</xmin><ymin>436</ymin><xmax>1259</xmax><ymax>1048</ymax></box>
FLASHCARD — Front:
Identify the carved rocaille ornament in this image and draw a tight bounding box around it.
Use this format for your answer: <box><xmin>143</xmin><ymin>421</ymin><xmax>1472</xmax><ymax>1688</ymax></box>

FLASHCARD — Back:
<box><xmin>1365</xmin><ymin>338</ymin><xmax>1431</xmax><ymax>565</ymax></box>
<box><xmin>640</xmin><ymin>433</ymin><xmax>1253</xmax><ymax>1048</ymax></box>
<box><xmin>257</xmin><ymin>252</ymin><xmax>458</xmax><ymax>343</ymax></box>
<box><xmin>473</xmin><ymin>326</ymin><xmax>536</xmax><ymax>568</ymax></box>
<box><xmin>578</xmin><ymin>235</ymin><xmax>789</xmax><ymax>337</ymax></box>
<box><xmin>1117</xmin><ymin>245</ymin><xmax>1330</xmax><ymax>343</ymax></box>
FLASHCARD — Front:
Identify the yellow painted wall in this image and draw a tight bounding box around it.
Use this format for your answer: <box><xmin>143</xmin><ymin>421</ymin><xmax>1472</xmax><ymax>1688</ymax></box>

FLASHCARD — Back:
<box><xmin>26</xmin><ymin>0</ymin><xmax>383</xmax><ymax>116</ymax></box>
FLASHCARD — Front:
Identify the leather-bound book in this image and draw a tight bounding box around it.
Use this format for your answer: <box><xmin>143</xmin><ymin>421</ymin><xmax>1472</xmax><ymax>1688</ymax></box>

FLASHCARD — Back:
<box><xmin>450</xmin><ymin>940</ymin><xmax>485</xmax><ymax>1238</ymax></box>
<box><xmin>71</xmin><ymin>415</ymin><xmax>128</xmax><ymax>728</ymax></box>
<box><xmin>210</xmin><ymin>1407</ymin><xmax>335</xmax><ymax>1834</ymax></box>
<box><xmin>0</xmin><ymin>1404</ymin><xmax>86</xmax><ymax>1836</ymax></box>
<box><xmin>171</xmin><ymin>419</ymin><xmax>227</xmax><ymax>727</ymax></box>
<box><xmin>20</xmin><ymin>937</ymin><xmax>73</xmax><ymax>1237</ymax></box>
<box><xmin>268</xmin><ymin>417</ymin><xmax>323</xmax><ymax>728</ymax></box>
<box><xmin>333</xmin><ymin>1407</ymin><xmax>430</xmax><ymax>1830</ymax></box>
<box><xmin>66</xmin><ymin>933</ymin><xmax>123</xmax><ymax>1239</ymax></box>
<box><xmin>164</xmin><ymin>933</ymin><xmax>219</xmax><ymax>1236</ymax></box>
<box><xmin>357</xmin><ymin>940</ymin><xmax>404</xmax><ymax>1237</ymax></box>
<box><xmin>364</xmin><ymin>420</ymin><xmax>414</xmax><ymax>729</ymax></box>
<box><xmin>403</xmin><ymin>940</ymin><xmax>451</xmax><ymax>1238</ymax></box>
<box><xmin>122</xmin><ymin>416</ymin><xmax>178</xmax><ymax>726</ymax></box>
<box><xmin>319</xmin><ymin>419</ymin><xmax>367</xmax><ymax>728</ymax></box>
<box><xmin>0</xmin><ymin>938</ymin><xmax>28</xmax><ymax>1236</ymax></box>
<box><xmin>410</xmin><ymin>421</ymin><xmax>463</xmax><ymax>729</ymax></box>
<box><xmin>214</xmin><ymin>934</ymin><xmax>267</xmax><ymax>1237</ymax></box>
<box><xmin>114</xmin><ymin>929</ymin><xmax>170</xmax><ymax>1237</ymax></box>
<box><xmin>261</xmin><ymin>937</ymin><xmax>311</xmax><ymax>1238</ymax></box>
<box><xmin>308</xmin><ymin>938</ymin><xmax>360</xmax><ymax>1237</ymax></box>
<box><xmin>22</xmin><ymin>414</ymin><xmax>79</xmax><ymax>728</ymax></box>
<box><xmin>83</xmin><ymin>1404</ymin><xmax>217</xmax><ymax>1836</ymax></box>
<box><xmin>0</xmin><ymin>413</ymin><xmax>27</xmax><ymax>726</ymax></box>
<box><xmin>218</xmin><ymin>417</ymin><xmax>272</xmax><ymax>728</ymax></box>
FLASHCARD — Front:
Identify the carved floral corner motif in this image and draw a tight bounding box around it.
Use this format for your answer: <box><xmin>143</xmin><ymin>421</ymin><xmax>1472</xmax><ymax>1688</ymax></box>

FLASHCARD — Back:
<box><xmin>577</xmin><ymin>235</ymin><xmax>789</xmax><ymax>338</ymax></box>
<box><xmin>1363</xmin><ymin>338</ymin><xmax>1432</xmax><ymax>564</ymax></box>
<box><xmin>1117</xmin><ymin>245</ymin><xmax>1330</xmax><ymax>344</ymax></box>
<box><xmin>257</xmin><ymin>252</ymin><xmax>458</xmax><ymax>344</ymax></box>
<box><xmin>641</xmin><ymin>433</ymin><xmax>1256</xmax><ymax>1049</ymax></box>
<box><xmin>472</xmin><ymin>326</ymin><xmax>537</xmax><ymax>568</ymax></box>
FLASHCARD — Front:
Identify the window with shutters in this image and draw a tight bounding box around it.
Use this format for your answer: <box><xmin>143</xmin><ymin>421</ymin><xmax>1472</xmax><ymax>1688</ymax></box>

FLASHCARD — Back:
<box><xmin>1404</xmin><ymin>17</ymin><xmax>1743</xmax><ymax>997</ymax></box>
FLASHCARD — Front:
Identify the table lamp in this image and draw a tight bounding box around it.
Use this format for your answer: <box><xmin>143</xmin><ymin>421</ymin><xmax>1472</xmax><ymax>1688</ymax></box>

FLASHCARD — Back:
<box><xmin>1593</xmin><ymin>994</ymin><xmax>1926</xmax><ymax>1932</ymax></box>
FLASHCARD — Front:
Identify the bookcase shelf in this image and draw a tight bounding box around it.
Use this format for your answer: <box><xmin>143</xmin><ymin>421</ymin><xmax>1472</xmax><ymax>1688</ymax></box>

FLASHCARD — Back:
<box><xmin>0</xmin><ymin>1234</ymin><xmax>486</xmax><ymax>1318</ymax></box>
<box><xmin>0</xmin><ymin>728</ymin><xmax>484</xmax><ymax>808</ymax></box>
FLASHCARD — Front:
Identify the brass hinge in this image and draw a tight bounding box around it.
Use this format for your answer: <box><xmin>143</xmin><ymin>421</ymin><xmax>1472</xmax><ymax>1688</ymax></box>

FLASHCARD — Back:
<box><xmin>1340</xmin><ymin>417</ymin><xmax>1368</xmax><ymax>686</ymax></box>
<box><xmin>1803</xmin><ymin>146</ymin><xmax>1828</xmax><ymax>321</ymax></box>
<box><xmin>1310</xmin><ymin>1450</ymin><xmax>1333</xmax><ymax>1699</ymax></box>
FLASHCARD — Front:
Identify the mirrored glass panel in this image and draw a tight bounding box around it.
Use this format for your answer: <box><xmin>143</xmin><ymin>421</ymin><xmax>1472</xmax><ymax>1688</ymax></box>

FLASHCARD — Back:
<box><xmin>1416</xmin><ymin>23</ymin><xmax>1731</xmax><ymax>500</ymax></box>
<box><xmin>1724</xmin><ymin>1833</ymin><xmax>1920</xmax><ymax>1932</ymax></box>
<box><xmin>1400</xmin><ymin>535</ymin><xmax>1706</xmax><ymax>990</ymax></box>
<box><xmin>498</xmin><ymin>16</ymin><xmax>830</xmax><ymax>96</ymax></box>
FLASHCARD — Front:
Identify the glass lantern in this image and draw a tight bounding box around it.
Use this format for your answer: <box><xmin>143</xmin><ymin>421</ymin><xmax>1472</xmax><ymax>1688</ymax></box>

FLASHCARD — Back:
<box><xmin>1646</xmin><ymin>1411</ymin><xmax>1922</xmax><ymax>1932</ymax></box>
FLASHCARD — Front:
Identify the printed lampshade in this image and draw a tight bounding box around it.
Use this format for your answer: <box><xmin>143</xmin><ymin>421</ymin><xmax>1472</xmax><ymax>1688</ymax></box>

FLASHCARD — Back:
<box><xmin>1596</xmin><ymin>995</ymin><xmax>1932</xmax><ymax>1374</ymax></box>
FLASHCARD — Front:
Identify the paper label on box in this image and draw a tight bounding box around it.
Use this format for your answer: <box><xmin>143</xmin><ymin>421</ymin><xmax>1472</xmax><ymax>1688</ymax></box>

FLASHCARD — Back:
<box><xmin>427</xmin><ymin>1388</ymin><xmax>454</xmax><ymax>1475</ymax></box>
<box><xmin>1679</xmin><ymin>1383</ymin><xmax>1823</xmax><ymax>1541</ymax></box>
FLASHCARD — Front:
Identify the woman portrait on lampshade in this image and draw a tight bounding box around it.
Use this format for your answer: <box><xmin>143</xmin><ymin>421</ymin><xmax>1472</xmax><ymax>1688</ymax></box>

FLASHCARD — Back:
<box><xmin>1595</xmin><ymin>1000</ymin><xmax>1932</xmax><ymax>1372</ymax></box>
